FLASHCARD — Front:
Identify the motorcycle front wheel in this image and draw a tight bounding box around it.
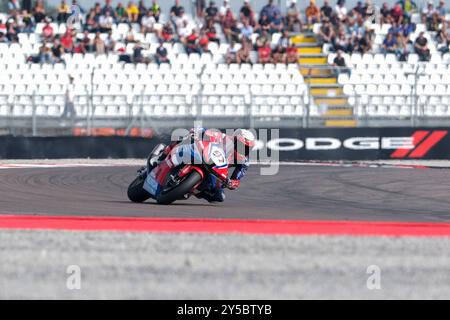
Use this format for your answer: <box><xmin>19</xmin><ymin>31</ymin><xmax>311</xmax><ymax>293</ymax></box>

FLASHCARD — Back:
<box><xmin>156</xmin><ymin>170</ymin><xmax>202</xmax><ymax>205</ymax></box>
<box><xmin>127</xmin><ymin>172</ymin><xmax>151</xmax><ymax>203</ymax></box>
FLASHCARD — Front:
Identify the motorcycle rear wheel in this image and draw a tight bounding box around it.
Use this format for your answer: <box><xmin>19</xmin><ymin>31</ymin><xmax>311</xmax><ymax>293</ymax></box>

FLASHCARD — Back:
<box><xmin>156</xmin><ymin>170</ymin><xmax>202</xmax><ymax>205</ymax></box>
<box><xmin>127</xmin><ymin>172</ymin><xmax>151</xmax><ymax>203</ymax></box>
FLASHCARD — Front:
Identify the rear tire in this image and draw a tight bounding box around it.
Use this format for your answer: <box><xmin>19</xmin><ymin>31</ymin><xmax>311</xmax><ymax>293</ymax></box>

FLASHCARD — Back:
<box><xmin>156</xmin><ymin>170</ymin><xmax>202</xmax><ymax>205</ymax></box>
<box><xmin>127</xmin><ymin>174</ymin><xmax>151</xmax><ymax>203</ymax></box>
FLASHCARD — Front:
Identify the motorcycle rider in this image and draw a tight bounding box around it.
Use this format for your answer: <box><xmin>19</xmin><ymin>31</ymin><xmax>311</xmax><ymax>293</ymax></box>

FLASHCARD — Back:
<box><xmin>147</xmin><ymin>128</ymin><xmax>256</xmax><ymax>203</ymax></box>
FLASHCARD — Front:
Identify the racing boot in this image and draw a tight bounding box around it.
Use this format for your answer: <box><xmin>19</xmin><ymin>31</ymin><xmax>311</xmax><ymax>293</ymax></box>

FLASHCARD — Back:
<box><xmin>196</xmin><ymin>188</ymin><xmax>226</xmax><ymax>203</ymax></box>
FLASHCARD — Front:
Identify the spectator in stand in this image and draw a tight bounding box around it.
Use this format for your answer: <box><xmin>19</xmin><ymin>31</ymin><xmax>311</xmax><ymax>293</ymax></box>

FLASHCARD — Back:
<box><xmin>225</xmin><ymin>41</ymin><xmax>238</xmax><ymax>63</ymax></box>
<box><xmin>170</xmin><ymin>0</ymin><xmax>184</xmax><ymax>21</ymax></box>
<box><xmin>172</xmin><ymin>6</ymin><xmax>188</xmax><ymax>33</ymax></box>
<box><xmin>137</xmin><ymin>0</ymin><xmax>147</xmax><ymax>22</ymax></box>
<box><xmin>203</xmin><ymin>19</ymin><xmax>220</xmax><ymax>44</ymax></box>
<box><xmin>257</xmin><ymin>13</ymin><xmax>271</xmax><ymax>34</ymax></box>
<box><xmin>286</xmin><ymin>43</ymin><xmax>298</xmax><ymax>63</ymax></box>
<box><xmin>334</xmin><ymin>30</ymin><xmax>352</xmax><ymax>53</ymax></box>
<box><xmin>257</xmin><ymin>40</ymin><xmax>272</xmax><ymax>64</ymax></box>
<box><xmin>32</xmin><ymin>0</ymin><xmax>47</xmax><ymax>23</ymax></box>
<box><xmin>38</xmin><ymin>42</ymin><xmax>53</xmax><ymax>63</ymax></box>
<box><xmin>61</xmin><ymin>29</ymin><xmax>74</xmax><ymax>52</ymax></box>
<box><xmin>332</xmin><ymin>50</ymin><xmax>349</xmax><ymax>74</ymax></box>
<box><xmin>254</xmin><ymin>29</ymin><xmax>270</xmax><ymax>50</ymax></box>
<box><xmin>51</xmin><ymin>38</ymin><xmax>65</xmax><ymax>63</ymax></box>
<box><xmin>116</xmin><ymin>2</ymin><xmax>127</xmax><ymax>22</ymax></box>
<box><xmin>401</xmin><ymin>19</ymin><xmax>416</xmax><ymax>37</ymax></box>
<box><xmin>177</xmin><ymin>19</ymin><xmax>191</xmax><ymax>40</ymax></box>
<box><xmin>185</xmin><ymin>29</ymin><xmax>202</xmax><ymax>54</ymax></box>
<box><xmin>22</xmin><ymin>0</ymin><xmax>32</xmax><ymax>13</ymax></box>
<box><xmin>352</xmin><ymin>1</ymin><xmax>365</xmax><ymax>17</ymax></box>
<box><xmin>81</xmin><ymin>30</ymin><xmax>93</xmax><ymax>52</ymax></box>
<box><xmin>272</xmin><ymin>44</ymin><xmax>286</xmax><ymax>63</ymax></box>
<box><xmin>218</xmin><ymin>0</ymin><xmax>229</xmax><ymax>19</ymax></box>
<box><xmin>318</xmin><ymin>18</ymin><xmax>335</xmax><ymax>43</ymax></box>
<box><xmin>17</xmin><ymin>10</ymin><xmax>34</xmax><ymax>33</ymax></box>
<box><xmin>102</xmin><ymin>0</ymin><xmax>117</xmax><ymax>19</ymax></box>
<box><xmin>93</xmin><ymin>32</ymin><xmax>105</xmax><ymax>54</ymax></box>
<box><xmin>56</xmin><ymin>0</ymin><xmax>70</xmax><ymax>23</ymax></box>
<box><xmin>388</xmin><ymin>21</ymin><xmax>402</xmax><ymax>36</ymax></box>
<box><xmin>335</xmin><ymin>0</ymin><xmax>348</xmax><ymax>22</ymax></box>
<box><xmin>278</xmin><ymin>29</ymin><xmax>290</xmax><ymax>50</ymax></box>
<box><xmin>196</xmin><ymin>0</ymin><xmax>206</xmax><ymax>18</ymax></box>
<box><xmin>0</xmin><ymin>32</ymin><xmax>7</xmax><ymax>43</ymax></box>
<box><xmin>396</xmin><ymin>33</ymin><xmax>410</xmax><ymax>61</ymax></box>
<box><xmin>6</xmin><ymin>19</ymin><xmax>18</xmax><ymax>42</ymax></box>
<box><xmin>104</xmin><ymin>30</ymin><xmax>116</xmax><ymax>52</ymax></box>
<box><xmin>240</xmin><ymin>18</ymin><xmax>253</xmax><ymax>41</ymax></box>
<box><xmin>155</xmin><ymin>40</ymin><xmax>170</xmax><ymax>64</ymax></box>
<box><xmin>8</xmin><ymin>0</ymin><xmax>20</xmax><ymax>14</ymax></box>
<box><xmin>42</xmin><ymin>20</ymin><xmax>54</xmax><ymax>41</ymax></box>
<box><xmin>397</xmin><ymin>0</ymin><xmax>417</xmax><ymax>23</ymax></box>
<box><xmin>364</xmin><ymin>0</ymin><xmax>376</xmax><ymax>22</ymax></box>
<box><xmin>133</xmin><ymin>41</ymin><xmax>149</xmax><ymax>63</ymax></box>
<box><xmin>421</xmin><ymin>2</ymin><xmax>435</xmax><ymax>25</ymax></box>
<box><xmin>99</xmin><ymin>10</ymin><xmax>113</xmax><ymax>33</ymax></box>
<box><xmin>236</xmin><ymin>39</ymin><xmax>251</xmax><ymax>64</ymax></box>
<box><xmin>85</xmin><ymin>9</ymin><xmax>100</xmax><ymax>33</ymax></box>
<box><xmin>240</xmin><ymin>0</ymin><xmax>256</xmax><ymax>27</ymax></box>
<box><xmin>260</xmin><ymin>0</ymin><xmax>280</xmax><ymax>23</ymax></box>
<box><xmin>199</xmin><ymin>31</ymin><xmax>210</xmax><ymax>53</ymax></box>
<box><xmin>380</xmin><ymin>2</ymin><xmax>391</xmax><ymax>24</ymax></box>
<box><xmin>414</xmin><ymin>31</ymin><xmax>430</xmax><ymax>61</ymax></box>
<box><xmin>305</xmin><ymin>0</ymin><xmax>320</xmax><ymax>28</ymax></box>
<box><xmin>286</xmin><ymin>0</ymin><xmax>301</xmax><ymax>32</ymax></box>
<box><xmin>390</xmin><ymin>3</ymin><xmax>403</xmax><ymax>24</ymax></box>
<box><xmin>221</xmin><ymin>7</ymin><xmax>239</xmax><ymax>43</ymax></box>
<box><xmin>151</xmin><ymin>0</ymin><xmax>161</xmax><ymax>22</ymax></box>
<box><xmin>437</xmin><ymin>22</ymin><xmax>450</xmax><ymax>53</ymax></box>
<box><xmin>141</xmin><ymin>10</ymin><xmax>156</xmax><ymax>35</ymax></box>
<box><xmin>437</xmin><ymin>0</ymin><xmax>446</xmax><ymax>23</ymax></box>
<box><xmin>382</xmin><ymin>32</ymin><xmax>397</xmax><ymax>54</ymax></box>
<box><xmin>270</xmin><ymin>12</ymin><xmax>284</xmax><ymax>33</ymax></box>
<box><xmin>161</xmin><ymin>21</ymin><xmax>175</xmax><ymax>42</ymax></box>
<box><xmin>205</xmin><ymin>1</ymin><xmax>219</xmax><ymax>23</ymax></box>
<box><xmin>126</xmin><ymin>1</ymin><xmax>139</xmax><ymax>23</ymax></box>
<box><xmin>0</xmin><ymin>19</ymin><xmax>6</xmax><ymax>35</ymax></box>
<box><xmin>320</xmin><ymin>0</ymin><xmax>333</xmax><ymax>20</ymax></box>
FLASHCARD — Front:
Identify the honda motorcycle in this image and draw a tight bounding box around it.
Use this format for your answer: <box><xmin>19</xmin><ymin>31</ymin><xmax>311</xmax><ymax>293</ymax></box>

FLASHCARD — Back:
<box><xmin>127</xmin><ymin>132</ymin><xmax>230</xmax><ymax>205</ymax></box>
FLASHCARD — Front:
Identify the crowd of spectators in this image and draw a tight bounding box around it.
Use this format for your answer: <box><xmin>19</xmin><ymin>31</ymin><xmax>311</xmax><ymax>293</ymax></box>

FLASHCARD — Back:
<box><xmin>0</xmin><ymin>0</ymin><xmax>449</xmax><ymax>65</ymax></box>
<box><xmin>315</xmin><ymin>0</ymin><xmax>450</xmax><ymax>62</ymax></box>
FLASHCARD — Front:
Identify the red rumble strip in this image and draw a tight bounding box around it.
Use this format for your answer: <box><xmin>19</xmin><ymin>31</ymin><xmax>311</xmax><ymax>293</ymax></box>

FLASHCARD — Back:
<box><xmin>1</xmin><ymin>215</ymin><xmax>450</xmax><ymax>237</ymax></box>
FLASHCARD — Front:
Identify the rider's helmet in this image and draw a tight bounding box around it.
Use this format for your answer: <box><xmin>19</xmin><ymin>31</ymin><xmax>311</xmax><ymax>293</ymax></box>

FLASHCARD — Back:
<box><xmin>233</xmin><ymin>129</ymin><xmax>256</xmax><ymax>158</ymax></box>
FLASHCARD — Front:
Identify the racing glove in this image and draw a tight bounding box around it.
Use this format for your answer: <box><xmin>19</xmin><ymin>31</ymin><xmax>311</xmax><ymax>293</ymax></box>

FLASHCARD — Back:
<box><xmin>227</xmin><ymin>179</ymin><xmax>240</xmax><ymax>190</ymax></box>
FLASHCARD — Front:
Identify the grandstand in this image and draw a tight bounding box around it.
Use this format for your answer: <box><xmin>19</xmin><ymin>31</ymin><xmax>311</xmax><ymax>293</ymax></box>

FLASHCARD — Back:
<box><xmin>0</xmin><ymin>0</ymin><xmax>450</xmax><ymax>135</ymax></box>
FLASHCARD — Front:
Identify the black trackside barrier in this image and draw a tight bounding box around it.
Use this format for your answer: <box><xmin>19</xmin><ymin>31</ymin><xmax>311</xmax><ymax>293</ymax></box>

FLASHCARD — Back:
<box><xmin>0</xmin><ymin>128</ymin><xmax>449</xmax><ymax>160</ymax></box>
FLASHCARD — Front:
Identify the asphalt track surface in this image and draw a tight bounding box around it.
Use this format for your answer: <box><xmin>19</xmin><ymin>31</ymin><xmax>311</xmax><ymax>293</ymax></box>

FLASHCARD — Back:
<box><xmin>1</xmin><ymin>164</ymin><xmax>450</xmax><ymax>222</ymax></box>
<box><xmin>2</xmin><ymin>162</ymin><xmax>450</xmax><ymax>299</ymax></box>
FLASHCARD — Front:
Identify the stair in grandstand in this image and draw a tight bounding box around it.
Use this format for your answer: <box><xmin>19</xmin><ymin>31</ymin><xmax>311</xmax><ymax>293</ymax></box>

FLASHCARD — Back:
<box><xmin>292</xmin><ymin>33</ymin><xmax>356</xmax><ymax>127</ymax></box>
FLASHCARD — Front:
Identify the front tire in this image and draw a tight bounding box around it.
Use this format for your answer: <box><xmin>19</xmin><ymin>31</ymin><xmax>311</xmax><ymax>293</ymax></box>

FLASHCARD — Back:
<box><xmin>127</xmin><ymin>173</ymin><xmax>151</xmax><ymax>203</ymax></box>
<box><xmin>156</xmin><ymin>170</ymin><xmax>202</xmax><ymax>205</ymax></box>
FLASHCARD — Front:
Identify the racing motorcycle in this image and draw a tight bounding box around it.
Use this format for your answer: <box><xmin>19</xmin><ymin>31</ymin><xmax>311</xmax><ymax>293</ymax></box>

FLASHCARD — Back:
<box><xmin>127</xmin><ymin>131</ymin><xmax>230</xmax><ymax>205</ymax></box>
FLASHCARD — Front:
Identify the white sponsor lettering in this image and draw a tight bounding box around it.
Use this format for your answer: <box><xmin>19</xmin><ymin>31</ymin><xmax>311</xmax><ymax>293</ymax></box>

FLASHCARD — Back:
<box><xmin>306</xmin><ymin>138</ymin><xmax>341</xmax><ymax>150</ymax></box>
<box><xmin>381</xmin><ymin>137</ymin><xmax>415</xmax><ymax>149</ymax></box>
<box><xmin>343</xmin><ymin>137</ymin><xmax>379</xmax><ymax>150</ymax></box>
<box><xmin>263</xmin><ymin>136</ymin><xmax>416</xmax><ymax>151</ymax></box>
<box><xmin>267</xmin><ymin>138</ymin><xmax>304</xmax><ymax>151</ymax></box>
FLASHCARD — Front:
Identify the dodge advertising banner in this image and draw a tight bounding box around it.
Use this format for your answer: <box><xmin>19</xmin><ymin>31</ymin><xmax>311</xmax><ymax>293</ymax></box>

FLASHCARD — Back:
<box><xmin>0</xmin><ymin>128</ymin><xmax>449</xmax><ymax>160</ymax></box>
<box><xmin>263</xmin><ymin>128</ymin><xmax>450</xmax><ymax>161</ymax></box>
